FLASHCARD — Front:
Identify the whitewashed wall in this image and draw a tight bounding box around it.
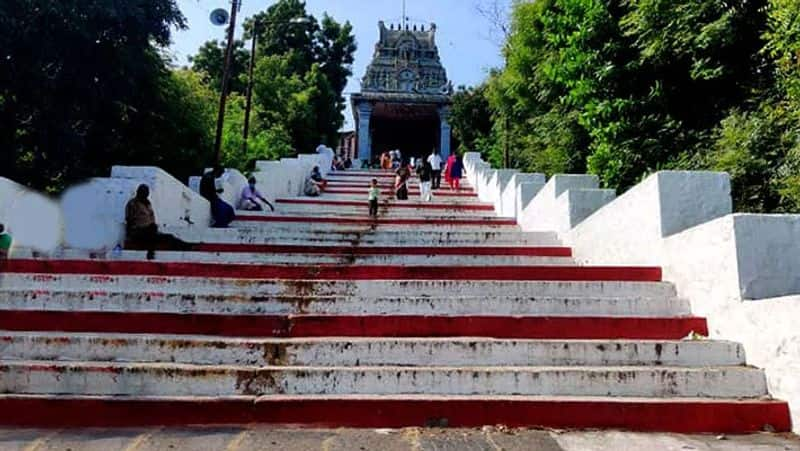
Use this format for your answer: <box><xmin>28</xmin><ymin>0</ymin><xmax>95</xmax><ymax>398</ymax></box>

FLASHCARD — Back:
<box><xmin>0</xmin><ymin>178</ymin><xmax>63</xmax><ymax>253</ymax></box>
<box><xmin>518</xmin><ymin>175</ymin><xmax>615</xmax><ymax>233</ymax></box>
<box><xmin>62</xmin><ymin>167</ymin><xmax>210</xmax><ymax>251</ymax></box>
<box><xmin>558</xmin><ymin>171</ymin><xmax>798</xmax><ymax>431</ymax></box>
<box><xmin>660</xmin><ymin>214</ymin><xmax>800</xmax><ymax>430</ymax></box>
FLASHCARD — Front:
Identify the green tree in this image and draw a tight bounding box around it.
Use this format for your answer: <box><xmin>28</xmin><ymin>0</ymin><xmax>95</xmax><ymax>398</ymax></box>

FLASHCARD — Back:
<box><xmin>188</xmin><ymin>40</ymin><xmax>250</xmax><ymax>95</ymax></box>
<box><xmin>476</xmin><ymin>0</ymin><xmax>780</xmax><ymax>199</ymax></box>
<box><xmin>218</xmin><ymin>94</ymin><xmax>293</xmax><ymax>172</ymax></box>
<box><xmin>0</xmin><ymin>0</ymin><xmax>202</xmax><ymax>191</ymax></box>
<box><xmin>450</xmin><ymin>85</ymin><xmax>493</xmax><ymax>156</ymax></box>
<box><xmin>240</xmin><ymin>0</ymin><xmax>356</xmax><ymax>151</ymax></box>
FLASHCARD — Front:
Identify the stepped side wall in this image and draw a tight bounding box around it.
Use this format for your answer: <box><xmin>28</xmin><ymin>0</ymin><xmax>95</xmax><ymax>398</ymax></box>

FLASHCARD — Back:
<box><xmin>518</xmin><ymin>175</ymin><xmax>612</xmax><ymax>233</ymax></box>
<box><xmin>563</xmin><ymin>171</ymin><xmax>795</xmax><ymax>431</ymax></box>
<box><xmin>505</xmin><ymin>173</ymin><xmax>546</xmax><ymax>219</ymax></box>
<box><xmin>488</xmin><ymin>170</ymin><xmax>519</xmax><ymax>218</ymax></box>
<box><xmin>660</xmin><ymin>214</ymin><xmax>800</xmax><ymax>431</ymax></box>
<box><xmin>466</xmin><ymin>156</ymin><xmax>799</xmax><ymax>429</ymax></box>
<box><xmin>0</xmin><ymin>178</ymin><xmax>63</xmax><ymax>253</ymax></box>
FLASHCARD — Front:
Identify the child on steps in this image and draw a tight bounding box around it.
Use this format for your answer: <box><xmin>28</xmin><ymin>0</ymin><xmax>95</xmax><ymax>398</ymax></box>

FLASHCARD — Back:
<box><xmin>368</xmin><ymin>179</ymin><xmax>380</xmax><ymax>218</ymax></box>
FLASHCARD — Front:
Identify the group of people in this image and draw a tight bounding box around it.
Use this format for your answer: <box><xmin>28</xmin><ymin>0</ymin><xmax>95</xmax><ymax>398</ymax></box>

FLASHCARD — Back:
<box><xmin>366</xmin><ymin>150</ymin><xmax>465</xmax><ymax>216</ymax></box>
<box><xmin>124</xmin><ymin>167</ymin><xmax>276</xmax><ymax>259</ymax></box>
<box><xmin>380</xmin><ymin>150</ymin><xmax>404</xmax><ymax>170</ymax></box>
<box><xmin>390</xmin><ymin>150</ymin><xmax>465</xmax><ymax>201</ymax></box>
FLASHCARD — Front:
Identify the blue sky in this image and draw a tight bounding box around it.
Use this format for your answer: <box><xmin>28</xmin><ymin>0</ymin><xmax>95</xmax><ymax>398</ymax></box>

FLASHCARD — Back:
<box><xmin>169</xmin><ymin>0</ymin><xmax>508</xmax><ymax>129</ymax></box>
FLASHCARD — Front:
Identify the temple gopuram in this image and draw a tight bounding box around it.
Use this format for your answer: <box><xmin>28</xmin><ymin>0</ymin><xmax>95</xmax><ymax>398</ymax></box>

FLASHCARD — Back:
<box><xmin>351</xmin><ymin>21</ymin><xmax>454</xmax><ymax>165</ymax></box>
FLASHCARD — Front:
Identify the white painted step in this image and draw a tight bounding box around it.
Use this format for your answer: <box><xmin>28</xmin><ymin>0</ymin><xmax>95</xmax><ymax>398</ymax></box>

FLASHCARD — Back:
<box><xmin>223</xmin><ymin>224</ymin><xmax>531</xmax><ymax>239</ymax></box>
<box><xmin>261</xmin><ymin>209</ymin><xmax>502</xmax><ymax>219</ymax></box>
<box><xmin>0</xmin><ymin>290</ymin><xmax>691</xmax><ymax>317</ymax></box>
<box><xmin>0</xmin><ymin>333</ymin><xmax>745</xmax><ymax>367</ymax></box>
<box><xmin>102</xmin><ymin>251</ymin><xmax>575</xmax><ymax>267</ymax></box>
<box><xmin>0</xmin><ymin>361</ymin><xmax>768</xmax><ymax>398</ymax></box>
<box><xmin>167</xmin><ymin>227</ymin><xmax>549</xmax><ymax>243</ymax></box>
<box><xmin>230</xmin><ymin>221</ymin><xmax>519</xmax><ymax>231</ymax></box>
<box><xmin>0</xmin><ymin>276</ymin><xmax>678</xmax><ymax>299</ymax></box>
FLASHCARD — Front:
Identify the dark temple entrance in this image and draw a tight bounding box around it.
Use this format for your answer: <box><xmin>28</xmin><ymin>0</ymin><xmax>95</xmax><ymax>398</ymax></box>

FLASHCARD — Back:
<box><xmin>370</xmin><ymin>103</ymin><xmax>439</xmax><ymax>160</ymax></box>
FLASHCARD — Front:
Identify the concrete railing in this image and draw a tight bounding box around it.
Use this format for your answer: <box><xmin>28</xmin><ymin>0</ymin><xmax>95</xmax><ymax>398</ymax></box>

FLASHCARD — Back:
<box><xmin>518</xmin><ymin>174</ymin><xmax>615</xmax><ymax>233</ymax></box>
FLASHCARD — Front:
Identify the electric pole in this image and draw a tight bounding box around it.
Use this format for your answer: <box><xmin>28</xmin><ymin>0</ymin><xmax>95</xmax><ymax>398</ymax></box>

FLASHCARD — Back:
<box><xmin>242</xmin><ymin>19</ymin><xmax>258</xmax><ymax>156</ymax></box>
<box><xmin>504</xmin><ymin>114</ymin><xmax>510</xmax><ymax>169</ymax></box>
<box><xmin>213</xmin><ymin>0</ymin><xmax>240</xmax><ymax>165</ymax></box>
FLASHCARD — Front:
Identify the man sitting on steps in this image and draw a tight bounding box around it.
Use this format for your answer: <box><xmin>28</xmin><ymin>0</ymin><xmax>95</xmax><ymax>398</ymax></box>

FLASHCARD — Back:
<box><xmin>125</xmin><ymin>184</ymin><xmax>192</xmax><ymax>260</ymax></box>
<box><xmin>239</xmin><ymin>177</ymin><xmax>275</xmax><ymax>212</ymax></box>
<box><xmin>200</xmin><ymin>165</ymin><xmax>235</xmax><ymax>228</ymax></box>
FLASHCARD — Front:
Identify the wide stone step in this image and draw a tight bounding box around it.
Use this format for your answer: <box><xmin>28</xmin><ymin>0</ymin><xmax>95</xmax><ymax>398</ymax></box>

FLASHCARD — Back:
<box><xmin>175</xmin><ymin>227</ymin><xmax>560</xmax><ymax>246</ymax></box>
<box><xmin>272</xmin><ymin>207</ymin><xmax>493</xmax><ymax>217</ymax></box>
<box><xmin>0</xmin><ymin>394</ymin><xmax>788</xmax><ymax>432</ymax></box>
<box><xmin>234</xmin><ymin>215</ymin><xmax>518</xmax><ymax>228</ymax></box>
<box><xmin>105</xmin><ymin>250</ymin><xmax>575</xmax><ymax>267</ymax></box>
<box><xmin>327</xmin><ymin>181</ymin><xmax>476</xmax><ymax>192</ymax></box>
<box><xmin>0</xmin><ymin>311</ymin><xmax>708</xmax><ymax>339</ymax></box>
<box><xmin>0</xmin><ymin>333</ymin><xmax>745</xmax><ymax>367</ymax></box>
<box><xmin>267</xmin><ymin>208</ymin><xmax>500</xmax><ymax>220</ymax></box>
<box><xmin>189</xmin><ymin>244</ymin><xmax>571</xmax><ymax>257</ymax></box>
<box><xmin>0</xmin><ymin>361</ymin><xmax>768</xmax><ymax>398</ymax></box>
<box><xmin>0</xmin><ymin>290</ymin><xmax>691</xmax><ymax>317</ymax></box>
<box><xmin>0</xmin><ymin>275</ymin><xmax>677</xmax><ymax>299</ymax></box>
<box><xmin>275</xmin><ymin>198</ymin><xmax>494</xmax><ymax>210</ymax></box>
<box><xmin>0</xmin><ymin>260</ymin><xmax>662</xmax><ymax>282</ymax></box>
<box><xmin>325</xmin><ymin>188</ymin><xmax>477</xmax><ymax>197</ymax></box>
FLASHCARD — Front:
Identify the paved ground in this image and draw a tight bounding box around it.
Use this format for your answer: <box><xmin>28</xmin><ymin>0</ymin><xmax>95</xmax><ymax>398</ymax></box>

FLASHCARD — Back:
<box><xmin>0</xmin><ymin>428</ymin><xmax>797</xmax><ymax>451</ymax></box>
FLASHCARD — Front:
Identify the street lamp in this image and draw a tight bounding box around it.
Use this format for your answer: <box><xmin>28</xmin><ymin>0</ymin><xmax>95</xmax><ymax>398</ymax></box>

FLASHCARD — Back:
<box><xmin>242</xmin><ymin>16</ymin><xmax>311</xmax><ymax>155</ymax></box>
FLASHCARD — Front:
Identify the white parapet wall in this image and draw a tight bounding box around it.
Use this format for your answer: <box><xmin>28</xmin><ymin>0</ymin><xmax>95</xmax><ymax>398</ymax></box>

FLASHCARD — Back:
<box><xmin>0</xmin><ymin>178</ymin><xmax>63</xmax><ymax>254</ymax></box>
<box><xmin>516</xmin><ymin>179</ymin><xmax>547</xmax><ymax>220</ymax></box>
<box><xmin>519</xmin><ymin>174</ymin><xmax>615</xmax><ymax>233</ymax></box>
<box><xmin>488</xmin><ymin>170</ymin><xmax>519</xmax><ymax>217</ymax></box>
<box><xmin>63</xmin><ymin>167</ymin><xmax>210</xmax><ymax>251</ymax></box>
<box><xmin>111</xmin><ymin>166</ymin><xmax>211</xmax><ymax>228</ymax></box>
<box><xmin>660</xmin><ymin>214</ymin><xmax>800</xmax><ymax>430</ymax></box>
<box><xmin>566</xmin><ymin>171</ymin><xmax>731</xmax><ymax>266</ymax></box>
<box><xmin>61</xmin><ymin>178</ymin><xmax>142</xmax><ymax>251</ymax></box>
<box><xmin>562</xmin><ymin>171</ymin><xmax>799</xmax><ymax>430</ymax></box>
<box><xmin>503</xmin><ymin>173</ymin><xmax>546</xmax><ymax>220</ymax></box>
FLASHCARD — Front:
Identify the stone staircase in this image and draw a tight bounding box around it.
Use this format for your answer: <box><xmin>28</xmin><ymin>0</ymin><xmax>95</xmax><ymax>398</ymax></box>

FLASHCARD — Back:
<box><xmin>0</xmin><ymin>170</ymin><xmax>791</xmax><ymax>432</ymax></box>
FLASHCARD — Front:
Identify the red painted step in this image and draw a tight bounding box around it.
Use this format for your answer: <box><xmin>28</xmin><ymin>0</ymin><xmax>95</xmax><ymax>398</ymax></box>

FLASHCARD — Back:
<box><xmin>325</xmin><ymin>189</ymin><xmax>478</xmax><ymax>197</ymax></box>
<box><xmin>328</xmin><ymin>172</ymin><xmax>399</xmax><ymax>179</ymax></box>
<box><xmin>237</xmin><ymin>215</ymin><xmax>516</xmax><ymax>226</ymax></box>
<box><xmin>276</xmin><ymin>199</ymin><xmax>494</xmax><ymax>211</ymax></box>
<box><xmin>0</xmin><ymin>396</ymin><xmax>789</xmax><ymax>433</ymax></box>
<box><xmin>0</xmin><ymin>260</ymin><xmax>662</xmax><ymax>282</ymax></box>
<box><xmin>0</xmin><ymin>311</ymin><xmax>706</xmax><ymax>339</ymax></box>
<box><xmin>192</xmin><ymin>243</ymin><xmax>573</xmax><ymax>257</ymax></box>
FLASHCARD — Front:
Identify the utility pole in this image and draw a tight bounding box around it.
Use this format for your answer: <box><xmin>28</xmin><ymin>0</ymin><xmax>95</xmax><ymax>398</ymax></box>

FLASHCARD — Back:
<box><xmin>503</xmin><ymin>114</ymin><xmax>510</xmax><ymax>169</ymax></box>
<box><xmin>213</xmin><ymin>0</ymin><xmax>240</xmax><ymax>165</ymax></box>
<box><xmin>242</xmin><ymin>19</ymin><xmax>258</xmax><ymax>156</ymax></box>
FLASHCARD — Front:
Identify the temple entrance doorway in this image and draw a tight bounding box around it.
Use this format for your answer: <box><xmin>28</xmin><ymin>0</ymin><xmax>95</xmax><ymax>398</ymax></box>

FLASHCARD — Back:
<box><xmin>371</xmin><ymin>113</ymin><xmax>438</xmax><ymax>162</ymax></box>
